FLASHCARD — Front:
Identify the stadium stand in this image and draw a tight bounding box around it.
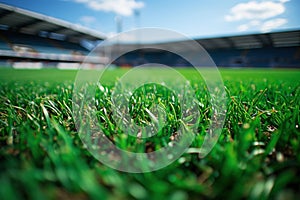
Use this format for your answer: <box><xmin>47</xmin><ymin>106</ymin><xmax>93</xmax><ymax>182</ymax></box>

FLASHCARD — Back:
<box><xmin>0</xmin><ymin>30</ymin><xmax>89</xmax><ymax>54</ymax></box>
<box><xmin>0</xmin><ymin>3</ymin><xmax>299</xmax><ymax>69</ymax></box>
<box><xmin>0</xmin><ymin>3</ymin><xmax>106</xmax><ymax>68</ymax></box>
<box><xmin>112</xmin><ymin>30</ymin><xmax>300</xmax><ymax>68</ymax></box>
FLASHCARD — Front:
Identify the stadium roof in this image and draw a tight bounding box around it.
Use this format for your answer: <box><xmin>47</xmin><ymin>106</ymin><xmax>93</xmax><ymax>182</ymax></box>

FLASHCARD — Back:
<box><xmin>0</xmin><ymin>3</ymin><xmax>106</xmax><ymax>42</ymax></box>
<box><xmin>102</xmin><ymin>29</ymin><xmax>300</xmax><ymax>55</ymax></box>
<box><xmin>196</xmin><ymin>29</ymin><xmax>300</xmax><ymax>49</ymax></box>
<box><xmin>148</xmin><ymin>29</ymin><xmax>300</xmax><ymax>51</ymax></box>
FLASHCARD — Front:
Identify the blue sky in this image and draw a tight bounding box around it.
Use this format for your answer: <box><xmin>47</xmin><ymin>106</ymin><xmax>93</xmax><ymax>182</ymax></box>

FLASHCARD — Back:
<box><xmin>1</xmin><ymin>0</ymin><xmax>299</xmax><ymax>38</ymax></box>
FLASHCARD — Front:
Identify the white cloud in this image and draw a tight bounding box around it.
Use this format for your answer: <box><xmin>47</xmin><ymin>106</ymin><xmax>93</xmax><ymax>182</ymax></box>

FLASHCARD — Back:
<box><xmin>73</xmin><ymin>0</ymin><xmax>144</xmax><ymax>16</ymax></box>
<box><xmin>225</xmin><ymin>0</ymin><xmax>288</xmax><ymax>22</ymax></box>
<box><xmin>237</xmin><ymin>24</ymin><xmax>249</xmax><ymax>32</ymax></box>
<box><xmin>238</xmin><ymin>20</ymin><xmax>261</xmax><ymax>32</ymax></box>
<box><xmin>226</xmin><ymin>1</ymin><xmax>289</xmax><ymax>32</ymax></box>
<box><xmin>237</xmin><ymin>18</ymin><xmax>287</xmax><ymax>32</ymax></box>
<box><xmin>79</xmin><ymin>16</ymin><xmax>96</xmax><ymax>26</ymax></box>
<box><xmin>260</xmin><ymin>18</ymin><xmax>287</xmax><ymax>32</ymax></box>
<box><xmin>279</xmin><ymin>0</ymin><xmax>290</xmax><ymax>3</ymax></box>
<box><xmin>249</xmin><ymin>20</ymin><xmax>261</xmax><ymax>26</ymax></box>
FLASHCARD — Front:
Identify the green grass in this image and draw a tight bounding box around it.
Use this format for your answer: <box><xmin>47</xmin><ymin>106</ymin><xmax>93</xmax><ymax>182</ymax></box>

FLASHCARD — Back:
<box><xmin>0</xmin><ymin>68</ymin><xmax>300</xmax><ymax>200</ymax></box>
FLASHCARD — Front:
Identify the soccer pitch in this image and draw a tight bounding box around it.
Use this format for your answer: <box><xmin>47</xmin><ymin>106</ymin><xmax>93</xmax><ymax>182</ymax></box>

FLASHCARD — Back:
<box><xmin>0</xmin><ymin>68</ymin><xmax>299</xmax><ymax>199</ymax></box>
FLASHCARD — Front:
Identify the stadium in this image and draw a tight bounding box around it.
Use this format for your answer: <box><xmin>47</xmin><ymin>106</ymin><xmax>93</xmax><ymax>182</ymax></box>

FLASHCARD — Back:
<box><xmin>0</xmin><ymin>1</ymin><xmax>300</xmax><ymax>200</ymax></box>
<box><xmin>0</xmin><ymin>3</ymin><xmax>299</xmax><ymax>69</ymax></box>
